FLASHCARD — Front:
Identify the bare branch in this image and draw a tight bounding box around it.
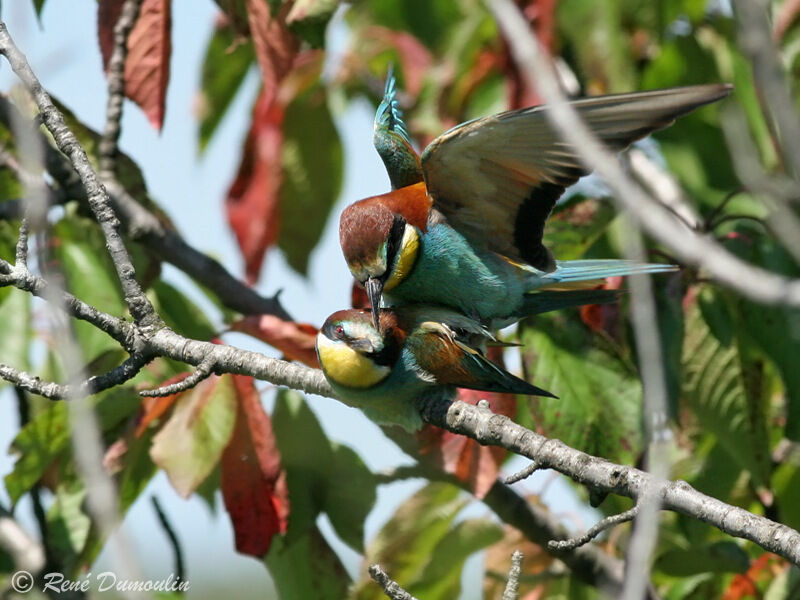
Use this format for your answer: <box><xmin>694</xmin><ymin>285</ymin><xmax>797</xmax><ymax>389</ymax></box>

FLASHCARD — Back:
<box><xmin>503</xmin><ymin>461</ymin><xmax>540</xmax><ymax>484</ymax></box>
<box><xmin>140</xmin><ymin>356</ymin><xmax>214</xmax><ymax>397</ymax></box>
<box><xmin>421</xmin><ymin>399</ymin><xmax>800</xmax><ymax>566</ymax></box>
<box><xmin>99</xmin><ymin>0</ymin><xmax>143</xmax><ymax>178</ymax></box>
<box><xmin>548</xmin><ymin>506</ymin><xmax>639</xmax><ymax>552</ymax></box>
<box><xmin>150</xmin><ymin>496</ymin><xmax>185</xmax><ymax>584</ymax></box>
<box><xmin>487</xmin><ymin>0</ymin><xmax>800</xmax><ymax>307</ymax></box>
<box><xmin>0</xmin><ymin>20</ymin><xmax>160</xmax><ymax>328</ymax></box>
<box><xmin>501</xmin><ymin>550</ymin><xmax>523</xmax><ymax>600</ymax></box>
<box><xmin>14</xmin><ymin>216</ymin><xmax>29</xmax><ymax>267</ymax></box>
<box><xmin>368</xmin><ymin>565</ymin><xmax>419</xmax><ymax>600</ymax></box>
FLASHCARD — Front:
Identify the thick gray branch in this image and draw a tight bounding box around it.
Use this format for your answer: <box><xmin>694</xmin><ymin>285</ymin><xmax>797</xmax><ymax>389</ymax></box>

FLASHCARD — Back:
<box><xmin>420</xmin><ymin>399</ymin><xmax>800</xmax><ymax>566</ymax></box>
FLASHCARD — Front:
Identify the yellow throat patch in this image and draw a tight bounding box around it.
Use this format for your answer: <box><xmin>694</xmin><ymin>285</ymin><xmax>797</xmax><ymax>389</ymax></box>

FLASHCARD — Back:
<box><xmin>384</xmin><ymin>225</ymin><xmax>420</xmax><ymax>292</ymax></box>
<box><xmin>316</xmin><ymin>333</ymin><xmax>391</xmax><ymax>388</ymax></box>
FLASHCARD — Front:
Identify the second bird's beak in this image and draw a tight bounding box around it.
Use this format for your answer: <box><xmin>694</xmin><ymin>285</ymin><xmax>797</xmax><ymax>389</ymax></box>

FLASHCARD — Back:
<box><xmin>365</xmin><ymin>277</ymin><xmax>383</xmax><ymax>330</ymax></box>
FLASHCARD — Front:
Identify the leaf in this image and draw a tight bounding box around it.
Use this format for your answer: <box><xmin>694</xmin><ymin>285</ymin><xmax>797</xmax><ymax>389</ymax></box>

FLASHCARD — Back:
<box><xmin>520</xmin><ymin>314</ymin><xmax>643</xmax><ymax>464</ymax></box>
<box><xmin>230</xmin><ymin>314</ymin><xmax>319</xmax><ymax>367</ymax></box>
<box><xmin>245</xmin><ymin>0</ymin><xmax>299</xmax><ymax>108</ymax></box>
<box><xmin>684</xmin><ymin>287</ymin><xmax>772</xmax><ymax>487</ymax></box>
<box><xmin>32</xmin><ymin>0</ymin><xmax>48</xmax><ymax>17</ymax></box>
<box><xmin>363</xmin><ymin>0</ymin><xmax>462</xmax><ymax>52</ymax></box>
<box><xmin>352</xmin><ymin>482</ymin><xmax>467</xmax><ymax>600</ymax></box>
<box><xmin>197</xmin><ymin>18</ymin><xmax>255</xmax><ymax>152</ymax></box>
<box><xmin>271</xmin><ymin>390</ymin><xmax>376</xmax><ymax>552</ymax></box>
<box><xmin>46</xmin><ymin>482</ymin><xmax>91</xmax><ymax>572</ymax></box>
<box><xmin>4</xmin><ymin>403</ymin><xmax>70</xmax><ymax>505</ymax></box>
<box><xmin>98</xmin><ymin>0</ymin><xmax>172</xmax><ymax>130</ymax></box>
<box><xmin>148</xmin><ymin>280</ymin><xmax>217</xmax><ymax>340</ymax></box>
<box><xmin>150</xmin><ymin>374</ymin><xmax>237</xmax><ymax>498</ymax></box>
<box><xmin>407</xmin><ymin>519</ymin><xmax>503</xmax><ymax>599</ymax></box>
<box><xmin>265</xmin><ymin>527</ymin><xmax>350</xmax><ymax>600</ymax></box>
<box><xmin>286</xmin><ymin>0</ymin><xmax>339</xmax><ymax>48</ymax></box>
<box><xmin>483</xmin><ymin>523</ymin><xmax>555</xmax><ymax>600</ymax></box>
<box><xmin>226</xmin><ymin>88</ymin><xmax>284</xmax><ymax>283</ymax></box>
<box><xmin>135</xmin><ymin>372</ymin><xmax>190</xmax><ymax>436</ymax></box>
<box><xmin>118</xmin><ymin>428</ymin><xmax>158</xmax><ymax>512</ymax></box>
<box><xmin>213</xmin><ymin>0</ymin><xmax>250</xmax><ymax>35</ymax></box>
<box><xmin>656</xmin><ymin>542</ymin><xmax>749</xmax><ymax>577</ymax></box>
<box><xmin>221</xmin><ymin>375</ymin><xmax>289</xmax><ymax>557</ymax></box>
<box><xmin>0</xmin><ymin>286</ymin><xmax>31</xmax><ymax>374</ymax></box>
<box><xmin>544</xmin><ymin>196</ymin><xmax>618</xmax><ymax>261</ymax></box>
<box><xmin>53</xmin><ymin>217</ymin><xmax>127</xmax><ymax>359</ymax></box>
<box><xmin>277</xmin><ymin>82</ymin><xmax>343</xmax><ymax>274</ymax></box>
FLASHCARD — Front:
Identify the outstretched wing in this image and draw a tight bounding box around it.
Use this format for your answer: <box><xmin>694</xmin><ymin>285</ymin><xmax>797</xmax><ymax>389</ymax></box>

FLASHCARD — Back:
<box><xmin>407</xmin><ymin>320</ymin><xmax>555</xmax><ymax>398</ymax></box>
<box><xmin>421</xmin><ymin>84</ymin><xmax>733</xmax><ymax>270</ymax></box>
<box><xmin>373</xmin><ymin>65</ymin><xmax>424</xmax><ymax>189</ymax></box>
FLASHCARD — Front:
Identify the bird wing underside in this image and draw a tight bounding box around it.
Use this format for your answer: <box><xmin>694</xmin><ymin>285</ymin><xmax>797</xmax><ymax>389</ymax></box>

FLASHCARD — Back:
<box><xmin>421</xmin><ymin>84</ymin><xmax>732</xmax><ymax>270</ymax></box>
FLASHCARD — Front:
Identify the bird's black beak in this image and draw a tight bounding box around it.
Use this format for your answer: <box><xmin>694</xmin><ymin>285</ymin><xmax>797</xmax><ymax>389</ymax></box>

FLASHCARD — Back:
<box><xmin>365</xmin><ymin>277</ymin><xmax>383</xmax><ymax>331</ymax></box>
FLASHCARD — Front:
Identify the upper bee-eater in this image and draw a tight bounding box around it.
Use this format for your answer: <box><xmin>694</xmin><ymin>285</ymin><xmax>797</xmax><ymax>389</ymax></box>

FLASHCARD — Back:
<box><xmin>343</xmin><ymin>69</ymin><xmax>732</xmax><ymax>328</ymax></box>
<box><xmin>316</xmin><ymin>305</ymin><xmax>554</xmax><ymax>431</ymax></box>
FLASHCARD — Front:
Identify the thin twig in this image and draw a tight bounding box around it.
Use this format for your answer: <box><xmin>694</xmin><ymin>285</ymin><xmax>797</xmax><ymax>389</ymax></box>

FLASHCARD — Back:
<box><xmin>151</xmin><ymin>496</ymin><xmax>186</xmax><ymax>586</ymax></box>
<box><xmin>99</xmin><ymin>0</ymin><xmax>144</xmax><ymax>178</ymax></box>
<box><xmin>548</xmin><ymin>506</ymin><xmax>639</xmax><ymax>551</ymax></box>
<box><xmin>502</xmin><ymin>550</ymin><xmax>524</xmax><ymax>600</ymax></box>
<box><xmin>368</xmin><ymin>565</ymin><xmax>419</xmax><ymax>600</ymax></box>
<box><xmin>140</xmin><ymin>357</ymin><xmax>214</xmax><ymax>397</ymax></box>
<box><xmin>14</xmin><ymin>217</ymin><xmax>28</xmax><ymax>267</ymax></box>
<box><xmin>503</xmin><ymin>461</ymin><xmax>540</xmax><ymax>484</ymax></box>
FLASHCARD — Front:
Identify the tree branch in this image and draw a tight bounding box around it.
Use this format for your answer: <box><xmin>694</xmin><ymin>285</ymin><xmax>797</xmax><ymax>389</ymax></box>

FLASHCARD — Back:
<box><xmin>501</xmin><ymin>550</ymin><xmax>523</xmax><ymax>600</ymax></box>
<box><xmin>420</xmin><ymin>399</ymin><xmax>800</xmax><ymax>566</ymax></box>
<box><xmin>0</xmin><ymin>20</ymin><xmax>159</xmax><ymax>329</ymax></box>
<box><xmin>99</xmin><ymin>0</ymin><xmax>143</xmax><ymax>178</ymax></box>
<box><xmin>368</xmin><ymin>564</ymin><xmax>419</xmax><ymax>600</ymax></box>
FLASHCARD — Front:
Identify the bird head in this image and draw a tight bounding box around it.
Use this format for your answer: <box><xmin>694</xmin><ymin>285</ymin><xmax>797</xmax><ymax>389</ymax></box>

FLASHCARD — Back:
<box><xmin>339</xmin><ymin>202</ymin><xmax>421</xmax><ymax>329</ymax></box>
<box><xmin>316</xmin><ymin>309</ymin><xmax>402</xmax><ymax>389</ymax></box>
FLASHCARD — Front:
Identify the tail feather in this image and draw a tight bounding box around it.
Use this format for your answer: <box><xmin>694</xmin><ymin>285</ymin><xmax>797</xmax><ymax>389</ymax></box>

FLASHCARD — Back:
<box><xmin>533</xmin><ymin>259</ymin><xmax>678</xmax><ymax>288</ymax></box>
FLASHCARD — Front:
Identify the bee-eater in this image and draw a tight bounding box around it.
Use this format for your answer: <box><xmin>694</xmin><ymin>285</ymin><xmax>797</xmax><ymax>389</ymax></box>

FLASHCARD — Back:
<box><xmin>316</xmin><ymin>306</ymin><xmax>554</xmax><ymax>431</ymax></box>
<box><xmin>344</xmin><ymin>71</ymin><xmax>732</xmax><ymax>328</ymax></box>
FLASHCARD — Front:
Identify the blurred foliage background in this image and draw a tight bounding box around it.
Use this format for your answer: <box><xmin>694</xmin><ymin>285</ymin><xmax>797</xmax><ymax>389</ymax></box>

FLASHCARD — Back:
<box><xmin>2</xmin><ymin>0</ymin><xmax>800</xmax><ymax>598</ymax></box>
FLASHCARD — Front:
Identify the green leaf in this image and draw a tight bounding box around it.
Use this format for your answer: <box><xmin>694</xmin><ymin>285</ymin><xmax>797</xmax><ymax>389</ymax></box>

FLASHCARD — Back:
<box><xmin>148</xmin><ymin>280</ymin><xmax>217</xmax><ymax>340</ymax></box>
<box><xmin>118</xmin><ymin>429</ymin><xmax>158</xmax><ymax>513</ymax></box>
<box><xmin>4</xmin><ymin>388</ymin><xmax>141</xmax><ymax>504</ymax></box>
<box><xmin>655</xmin><ymin>541</ymin><xmax>749</xmax><ymax>576</ymax></box>
<box><xmin>277</xmin><ymin>84</ymin><xmax>343</xmax><ymax>275</ymax></box>
<box><xmin>362</xmin><ymin>0</ymin><xmax>463</xmax><ymax>51</ymax></box>
<box><xmin>682</xmin><ymin>288</ymin><xmax>772</xmax><ymax>487</ymax></box>
<box><xmin>53</xmin><ymin>216</ymin><xmax>127</xmax><ymax>359</ymax></box>
<box><xmin>272</xmin><ymin>390</ymin><xmax>376</xmax><ymax>552</ymax></box>
<box><xmin>407</xmin><ymin>519</ymin><xmax>502</xmax><ymax>599</ymax></box>
<box><xmin>545</xmin><ymin>196</ymin><xmax>618</xmax><ymax>260</ymax></box>
<box><xmin>150</xmin><ymin>374</ymin><xmax>237</xmax><ymax>498</ymax></box>
<box><xmin>520</xmin><ymin>315</ymin><xmax>643</xmax><ymax>464</ymax></box>
<box><xmin>353</xmin><ymin>482</ymin><xmax>467</xmax><ymax>600</ymax></box>
<box><xmin>265</xmin><ymin>527</ymin><xmax>350</xmax><ymax>600</ymax></box>
<box><xmin>287</xmin><ymin>0</ymin><xmax>340</xmax><ymax>48</ymax></box>
<box><xmin>197</xmin><ymin>24</ymin><xmax>255</xmax><ymax>152</ymax></box>
<box><xmin>4</xmin><ymin>403</ymin><xmax>69</xmax><ymax>504</ymax></box>
<box><xmin>558</xmin><ymin>0</ymin><xmax>636</xmax><ymax>91</ymax></box>
<box><xmin>0</xmin><ymin>286</ymin><xmax>31</xmax><ymax>373</ymax></box>
<box><xmin>46</xmin><ymin>482</ymin><xmax>91</xmax><ymax>572</ymax></box>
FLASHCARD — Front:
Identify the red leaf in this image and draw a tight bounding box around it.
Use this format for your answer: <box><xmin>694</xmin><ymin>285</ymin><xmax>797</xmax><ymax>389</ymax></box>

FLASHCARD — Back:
<box><xmin>221</xmin><ymin>376</ymin><xmax>289</xmax><ymax>557</ymax></box>
<box><xmin>416</xmin><ymin>348</ymin><xmax>516</xmax><ymax>498</ymax></box>
<box><xmin>775</xmin><ymin>0</ymin><xmax>800</xmax><ymax>40</ymax></box>
<box><xmin>246</xmin><ymin>0</ymin><xmax>300</xmax><ymax>109</ymax></box>
<box><xmin>579</xmin><ymin>277</ymin><xmax>623</xmax><ymax>335</ymax></box>
<box><xmin>98</xmin><ymin>0</ymin><xmax>172</xmax><ymax>130</ymax></box>
<box><xmin>226</xmin><ymin>90</ymin><xmax>284</xmax><ymax>283</ymax></box>
<box><xmin>231</xmin><ymin>314</ymin><xmax>319</xmax><ymax>368</ymax></box>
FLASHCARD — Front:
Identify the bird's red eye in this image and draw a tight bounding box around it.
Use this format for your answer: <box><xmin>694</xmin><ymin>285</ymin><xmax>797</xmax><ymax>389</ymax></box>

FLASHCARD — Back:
<box><xmin>334</xmin><ymin>325</ymin><xmax>345</xmax><ymax>338</ymax></box>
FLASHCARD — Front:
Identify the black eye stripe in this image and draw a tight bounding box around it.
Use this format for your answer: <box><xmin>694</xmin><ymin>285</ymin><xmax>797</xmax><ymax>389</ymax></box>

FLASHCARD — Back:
<box><xmin>386</xmin><ymin>215</ymin><xmax>406</xmax><ymax>269</ymax></box>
